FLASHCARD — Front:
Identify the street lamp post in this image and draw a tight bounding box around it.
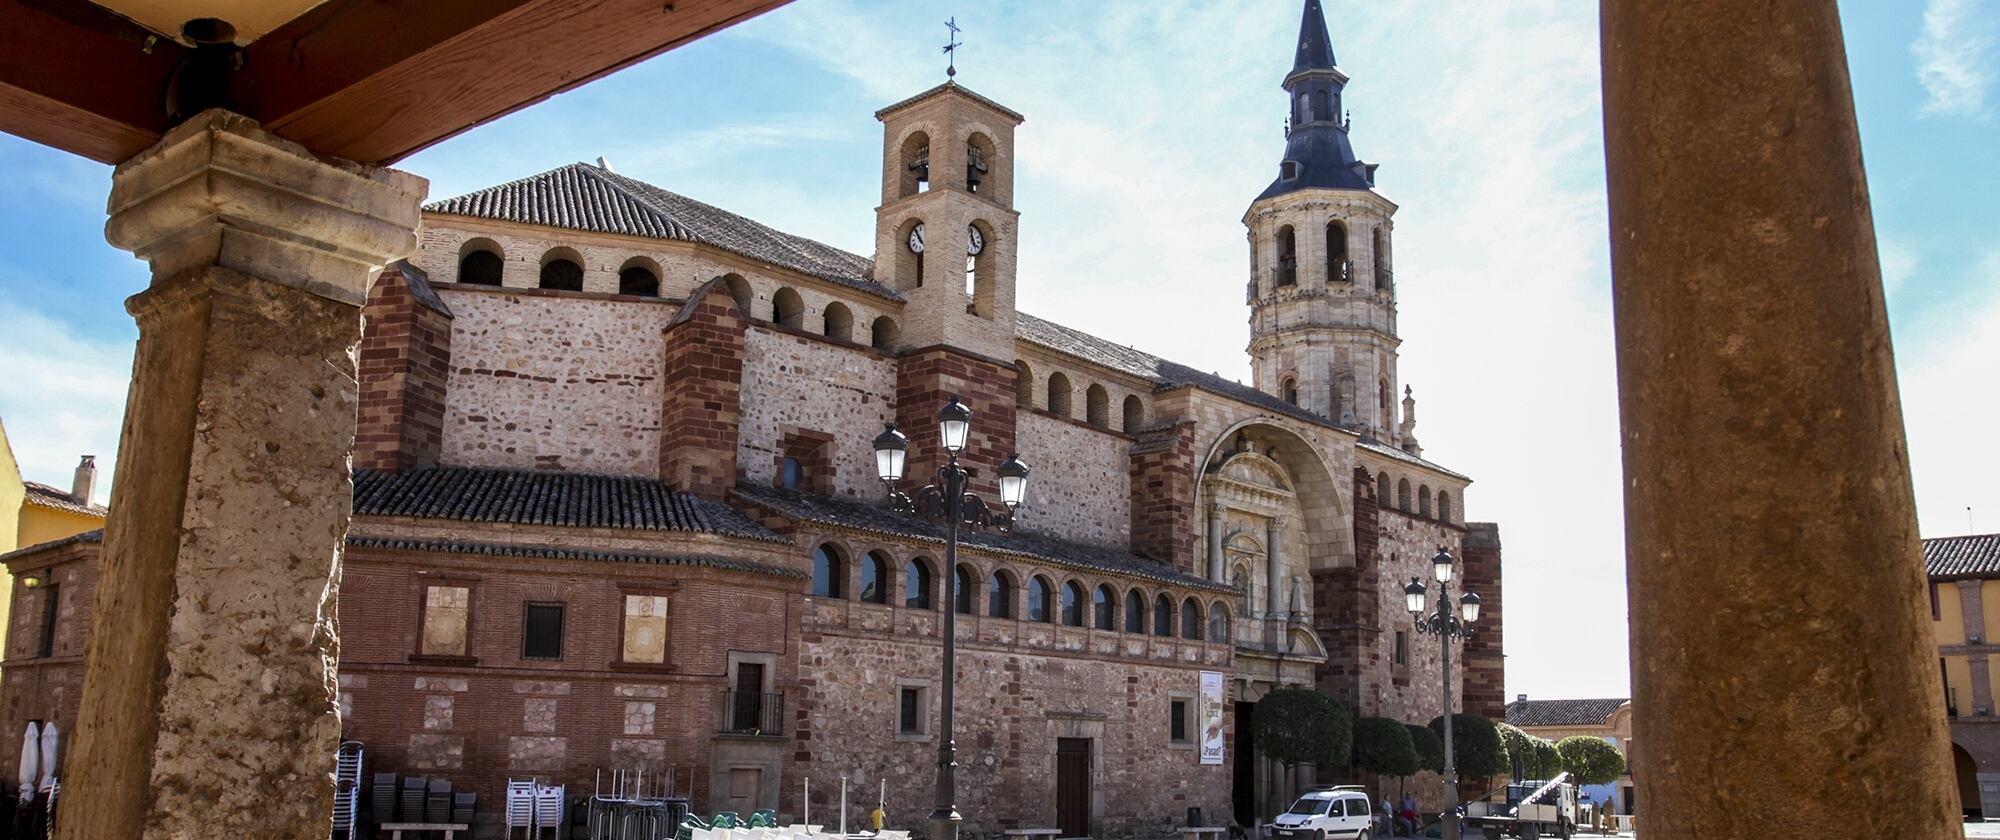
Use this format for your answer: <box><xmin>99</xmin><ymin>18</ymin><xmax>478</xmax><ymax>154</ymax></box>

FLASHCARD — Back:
<box><xmin>1405</xmin><ymin>547</ymin><xmax>1483</xmax><ymax>840</ymax></box>
<box><xmin>873</xmin><ymin>397</ymin><xmax>1029</xmax><ymax>840</ymax></box>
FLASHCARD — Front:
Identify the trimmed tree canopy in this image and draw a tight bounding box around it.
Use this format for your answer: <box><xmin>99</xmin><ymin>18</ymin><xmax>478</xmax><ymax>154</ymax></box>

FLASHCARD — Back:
<box><xmin>1556</xmin><ymin>736</ymin><xmax>1627</xmax><ymax>786</ymax></box>
<box><xmin>1428</xmin><ymin>714</ymin><xmax>1509</xmax><ymax>780</ymax></box>
<box><xmin>1498</xmin><ymin>723</ymin><xmax>1562</xmax><ymax>780</ymax></box>
<box><xmin>1408</xmin><ymin>723</ymin><xmax>1445</xmax><ymax>774</ymax></box>
<box><xmin>1353</xmin><ymin>716</ymin><xmax>1421</xmax><ymax>778</ymax></box>
<box><xmin>1253</xmin><ymin>688</ymin><xmax>1353</xmax><ymax>769</ymax></box>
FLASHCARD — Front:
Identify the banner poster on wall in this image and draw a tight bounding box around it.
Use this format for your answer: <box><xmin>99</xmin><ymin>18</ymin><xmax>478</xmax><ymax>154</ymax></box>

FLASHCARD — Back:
<box><xmin>1199</xmin><ymin>670</ymin><xmax>1226</xmax><ymax>765</ymax></box>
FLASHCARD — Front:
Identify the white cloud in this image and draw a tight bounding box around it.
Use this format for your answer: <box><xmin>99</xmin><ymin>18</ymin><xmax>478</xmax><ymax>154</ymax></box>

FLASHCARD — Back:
<box><xmin>1899</xmin><ymin>245</ymin><xmax>2000</xmax><ymax>538</ymax></box>
<box><xmin>0</xmin><ymin>294</ymin><xmax>133</xmax><ymax>504</ymax></box>
<box><xmin>1913</xmin><ymin>0</ymin><xmax>1999</xmax><ymax>118</ymax></box>
<box><xmin>1879</xmin><ymin>236</ymin><xmax>1918</xmax><ymax>300</ymax></box>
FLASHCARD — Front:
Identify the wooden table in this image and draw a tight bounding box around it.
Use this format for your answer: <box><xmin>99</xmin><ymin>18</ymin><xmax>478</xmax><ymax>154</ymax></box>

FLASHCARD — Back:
<box><xmin>379</xmin><ymin>823</ymin><xmax>470</xmax><ymax>840</ymax></box>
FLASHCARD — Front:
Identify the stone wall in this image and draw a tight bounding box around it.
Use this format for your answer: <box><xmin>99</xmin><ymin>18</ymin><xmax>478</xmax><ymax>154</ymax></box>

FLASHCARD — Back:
<box><xmin>1370</xmin><ymin>507</ymin><xmax>1465</xmax><ymax>722</ymax></box>
<box><xmin>738</xmin><ymin>327</ymin><xmax>898</xmax><ymax>498</ymax></box>
<box><xmin>1130</xmin><ymin>423</ymin><xmax>1198</xmax><ymax>571</ymax></box>
<box><xmin>438</xmin><ymin>288</ymin><xmax>674</xmax><ymax>475</ymax></box>
<box><xmin>0</xmin><ymin>541</ymin><xmax>96</xmax><ymax>774</ymax></box>
<box><xmin>1013</xmin><ymin>411</ymin><xmax>1130</xmax><ymax>548</ymax></box>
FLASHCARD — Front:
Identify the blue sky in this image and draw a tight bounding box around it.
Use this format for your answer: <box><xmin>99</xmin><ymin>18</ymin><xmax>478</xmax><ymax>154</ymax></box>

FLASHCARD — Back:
<box><xmin>0</xmin><ymin>0</ymin><xmax>1993</xmax><ymax>701</ymax></box>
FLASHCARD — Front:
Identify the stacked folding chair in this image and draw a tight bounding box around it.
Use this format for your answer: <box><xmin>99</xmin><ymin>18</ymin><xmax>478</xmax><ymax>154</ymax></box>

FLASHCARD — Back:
<box><xmin>401</xmin><ymin>775</ymin><xmax>427</xmax><ymax>824</ymax></box>
<box><xmin>426</xmin><ymin>777</ymin><xmax>453</xmax><ymax>823</ymax></box>
<box><xmin>535</xmin><ymin>781</ymin><xmax>565</xmax><ymax>836</ymax></box>
<box><xmin>370</xmin><ymin>772</ymin><xmax>398</xmax><ymax>825</ymax></box>
<box><xmin>332</xmin><ymin>742</ymin><xmax>363</xmax><ymax>840</ymax></box>
<box><xmin>453</xmin><ymin>792</ymin><xmax>478</xmax><ymax>826</ymax></box>
<box><xmin>507</xmin><ymin>779</ymin><xmax>538</xmax><ymax>839</ymax></box>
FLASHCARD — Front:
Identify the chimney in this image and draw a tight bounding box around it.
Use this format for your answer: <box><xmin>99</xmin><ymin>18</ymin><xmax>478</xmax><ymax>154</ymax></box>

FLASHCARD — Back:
<box><xmin>595</xmin><ymin>156</ymin><xmax>615</xmax><ymax>173</ymax></box>
<box><xmin>72</xmin><ymin>455</ymin><xmax>97</xmax><ymax>503</ymax></box>
<box><xmin>1517</xmin><ymin>693</ymin><xmax>1528</xmax><ymax>704</ymax></box>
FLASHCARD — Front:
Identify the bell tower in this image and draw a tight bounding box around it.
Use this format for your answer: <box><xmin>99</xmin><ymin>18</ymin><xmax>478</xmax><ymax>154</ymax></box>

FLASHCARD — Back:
<box><xmin>872</xmin><ymin>82</ymin><xmax>1024</xmax><ymax>361</ymax></box>
<box><xmin>1245</xmin><ymin>0</ymin><xmax>1409</xmax><ymax>447</ymax></box>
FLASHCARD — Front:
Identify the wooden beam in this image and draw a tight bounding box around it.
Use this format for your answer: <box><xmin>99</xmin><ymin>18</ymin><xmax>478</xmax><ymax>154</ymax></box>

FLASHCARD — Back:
<box><xmin>237</xmin><ymin>0</ymin><xmax>792</xmax><ymax>165</ymax></box>
<box><xmin>0</xmin><ymin>0</ymin><xmax>181</xmax><ymax>163</ymax></box>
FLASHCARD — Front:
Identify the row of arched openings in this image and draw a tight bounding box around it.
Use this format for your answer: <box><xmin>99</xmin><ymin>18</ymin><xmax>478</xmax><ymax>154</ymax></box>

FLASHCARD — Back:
<box><xmin>1014</xmin><ymin>360</ymin><xmax>1146</xmax><ymax>433</ymax></box>
<box><xmin>809</xmin><ymin>543</ymin><xmax>1230</xmax><ymax>642</ymax></box>
<box><xmin>897</xmin><ymin>130</ymin><xmax>999</xmax><ymax>198</ymax></box>
<box><xmin>1268</xmin><ymin>222</ymin><xmax>1389</xmax><ymax>292</ymax></box>
<box><xmin>1376</xmin><ymin>471</ymin><xmax>1453</xmax><ymax>523</ymax></box>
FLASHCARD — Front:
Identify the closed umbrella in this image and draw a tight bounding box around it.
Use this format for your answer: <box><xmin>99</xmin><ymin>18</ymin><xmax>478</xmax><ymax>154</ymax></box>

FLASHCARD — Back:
<box><xmin>34</xmin><ymin>724</ymin><xmax>54</xmax><ymax>792</ymax></box>
<box><xmin>15</xmin><ymin>724</ymin><xmax>37</xmax><ymax>803</ymax></box>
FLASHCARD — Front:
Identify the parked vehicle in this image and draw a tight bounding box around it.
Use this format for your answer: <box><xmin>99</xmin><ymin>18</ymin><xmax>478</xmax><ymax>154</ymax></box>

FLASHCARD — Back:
<box><xmin>1266</xmin><ymin>786</ymin><xmax>1376</xmax><ymax>840</ymax></box>
<box><xmin>1464</xmin><ymin>774</ymin><xmax>1578</xmax><ymax>840</ymax></box>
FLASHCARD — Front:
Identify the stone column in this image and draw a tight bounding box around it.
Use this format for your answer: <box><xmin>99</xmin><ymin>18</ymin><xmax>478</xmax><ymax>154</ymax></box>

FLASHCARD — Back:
<box><xmin>62</xmin><ymin>110</ymin><xmax>425</xmax><ymax>840</ymax></box>
<box><xmin>1266</xmin><ymin>516</ymin><xmax>1286</xmax><ymax>651</ymax></box>
<box><xmin>1207</xmin><ymin>502</ymin><xmax>1226</xmax><ymax>582</ymax></box>
<box><xmin>1601</xmin><ymin>3</ymin><xmax>1957</xmax><ymax>836</ymax></box>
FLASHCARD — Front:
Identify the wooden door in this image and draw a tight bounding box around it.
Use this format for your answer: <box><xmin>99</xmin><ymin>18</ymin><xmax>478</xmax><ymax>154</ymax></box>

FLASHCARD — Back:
<box><xmin>728</xmin><ymin>767</ymin><xmax>762</xmax><ymax>813</ymax></box>
<box><xmin>1056</xmin><ymin>738</ymin><xmax>1092</xmax><ymax>837</ymax></box>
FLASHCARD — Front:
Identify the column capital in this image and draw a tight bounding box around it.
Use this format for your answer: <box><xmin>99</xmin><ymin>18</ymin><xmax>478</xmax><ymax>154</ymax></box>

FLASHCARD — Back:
<box><xmin>106</xmin><ymin>109</ymin><xmax>428</xmax><ymax>306</ymax></box>
<box><xmin>1208</xmin><ymin>501</ymin><xmax>1227</xmax><ymax>517</ymax></box>
<box><xmin>1268</xmin><ymin>515</ymin><xmax>1288</xmax><ymax>531</ymax></box>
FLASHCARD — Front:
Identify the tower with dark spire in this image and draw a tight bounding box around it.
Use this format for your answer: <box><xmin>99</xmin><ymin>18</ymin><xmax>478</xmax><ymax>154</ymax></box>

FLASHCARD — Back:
<box><xmin>1243</xmin><ymin>0</ymin><xmax>1413</xmax><ymax>449</ymax></box>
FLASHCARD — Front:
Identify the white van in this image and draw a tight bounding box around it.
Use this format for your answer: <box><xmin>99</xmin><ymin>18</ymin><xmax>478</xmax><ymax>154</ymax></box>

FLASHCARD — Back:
<box><xmin>1265</xmin><ymin>786</ymin><xmax>1375</xmax><ymax>840</ymax></box>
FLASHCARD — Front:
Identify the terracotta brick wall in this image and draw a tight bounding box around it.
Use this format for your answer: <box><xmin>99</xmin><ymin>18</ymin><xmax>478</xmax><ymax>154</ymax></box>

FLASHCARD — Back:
<box><xmin>1460</xmin><ymin>523</ymin><xmax>1505</xmax><ymax>720</ymax></box>
<box><xmin>0</xmin><ymin>542</ymin><xmax>97</xmax><ymax>777</ymax></box>
<box><xmin>357</xmin><ymin>265</ymin><xmax>452</xmax><ymax>471</ymax></box>
<box><xmin>1128</xmin><ymin>422</ymin><xmax>1196</xmax><ymax>572</ymax></box>
<box><xmin>1314</xmin><ymin>466</ymin><xmax>1382</xmax><ymax>713</ymax></box>
<box><xmin>660</xmin><ymin>281</ymin><xmax>748</xmax><ymax>499</ymax></box>
<box><xmin>893</xmin><ymin>346</ymin><xmax>1018</xmax><ymax>497</ymax></box>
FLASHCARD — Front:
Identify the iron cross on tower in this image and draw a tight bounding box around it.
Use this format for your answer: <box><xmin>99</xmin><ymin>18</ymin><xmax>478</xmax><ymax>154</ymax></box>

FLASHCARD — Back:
<box><xmin>943</xmin><ymin>17</ymin><xmax>962</xmax><ymax>77</ymax></box>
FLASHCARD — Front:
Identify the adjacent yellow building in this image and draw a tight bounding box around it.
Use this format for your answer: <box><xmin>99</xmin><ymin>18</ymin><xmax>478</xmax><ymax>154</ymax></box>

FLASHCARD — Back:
<box><xmin>1929</xmin><ymin>533</ymin><xmax>2000</xmax><ymax>820</ymax></box>
<box><xmin>0</xmin><ymin>418</ymin><xmax>107</xmax><ymax>653</ymax></box>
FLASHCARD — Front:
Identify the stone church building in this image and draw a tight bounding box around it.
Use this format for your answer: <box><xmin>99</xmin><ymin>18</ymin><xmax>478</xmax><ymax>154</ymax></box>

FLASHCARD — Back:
<box><xmin>0</xmin><ymin>1</ymin><xmax>1502</xmax><ymax>835</ymax></box>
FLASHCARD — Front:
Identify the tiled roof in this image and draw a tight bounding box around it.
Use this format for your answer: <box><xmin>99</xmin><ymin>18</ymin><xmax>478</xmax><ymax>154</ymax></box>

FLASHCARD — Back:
<box><xmin>874</xmin><ymin>81</ymin><xmax>1026</xmax><ymax>123</ymax></box>
<box><xmin>425</xmin><ymin>164</ymin><xmax>902</xmax><ymax>303</ymax></box>
<box><xmin>732</xmin><ymin>482</ymin><xmax>1235</xmax><ymax>593</ymax></box>
<box><xmin>1926</xmin><ymin>533</ymin><xmax>2000</xmax><ymax>580</ymax></box>
<box><xmin>21</xmin><ymin>482</ymin><xmax>106</xmax><ymax>518</ymax></box>
<box><xmin>348</xmin><ymin>536</ymin><xmax>802</xmax><ymax>579</ymax></box>
<box><xmin>353</xmin><ymin>467</ymin><xmax>783</xmax><ymax>542</ymax></box>
<box><xmin>0</xmin><ymin>528</ymin><xmax>103</xmax><ymax>563</ymax></box>
<box><xmin>1505</xmin><ymin>698</ymin><xmax>1628</xmax><ymax>728</ymax></box>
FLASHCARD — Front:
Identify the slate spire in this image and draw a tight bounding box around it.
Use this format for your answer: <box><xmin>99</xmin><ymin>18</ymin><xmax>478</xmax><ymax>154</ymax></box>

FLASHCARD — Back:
<box><xmin>1256</xmin><ymin>0</ymin><xmax>1375</xmax><ymax>201</ymax></box>
<box><xmin>1292</xmin><ymin>0</ymin><xmax>1337</xmax><ymax>77</ymax></box>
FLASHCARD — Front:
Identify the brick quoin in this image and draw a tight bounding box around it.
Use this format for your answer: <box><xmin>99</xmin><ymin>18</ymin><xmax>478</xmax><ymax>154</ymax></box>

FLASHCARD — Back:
<box><xmin>357</xmin><ymin>264</ymin><xmax>453</xmax><ymax>471</ymax></box>
<box><xmin>660</xmin><ymin>279</ymin><xmax>747</xmax><ymax>499</ymax></box>
<box><xmin>1127</xmin><ymin>422</ymin><xmax>1197</xmax><ymax>572</ymax></box>
<box><xmin>1315</xmin><ymin>465</ymin><xmax>1383</xmax><ymax>713</ymax></box>
<box><xmin>893</xmin><ymin>346</ymin><xmax>1018</xmax><ymax>496</ymax></box>
<box><xmin>1460</xmin><ymin>523</ymin><xmax>1505</xmax><ymax>720</ymax></box>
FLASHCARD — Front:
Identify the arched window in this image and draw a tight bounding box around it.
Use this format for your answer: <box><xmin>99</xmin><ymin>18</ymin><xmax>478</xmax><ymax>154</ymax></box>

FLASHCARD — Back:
<box><xmin>1086</xmin><ymin>385</ymin><xmax>1110</xmax><ymax>427</ymax></box>
<box><xmin>897</xmin><ymin>219</ymin><xmax>926</xmax><ymax>289</ymax></box>
<box><xmin>872</xmin><ymin>316</ymin><xmax>900</xmax><ymax>350</ymax></box>
<box><xmin>1437</xmin><ymin>492</ymin><xmax>1453</xmax><ymax>525</ymax></box>
<box><xmin>1208</xmin><ymin>602</ymin><xmax>1231</xmax><ymax>643</ymax></box>
<box><xmin>1397</xmin><ymin>478</ymin><xmax>1413</xmax><ymax>512</ymax></box>
<box><xmin>1015</xmin><ymin>360</ymin><xmax>1036</xmax><ymax>408</ymax></box>
<box><xmin>539</xmin><ymin>250</ymin><xmax>584</xmax><ymax>291</ymax></box>
<box><xmin>1327</xmin><ymin>220</ymin><xmax>1349</xmax><ymax>283</ymax></box>
<box><xmin>722</xmin><ymin>274</ymin><xmax>754</xmax><ymax>318</ymax></box>
<box><xmin>1094</xmin><ymin>585</ymin><xmax>1116</xmax><ymax>630</ymax></box>
<box><xmin>966</xmin><ymin>221</ymin><xmax>994</xmax><ymax>317</ymax></box>
<box><xmin>1276</xmin><ymin>226</ymin><xmax>1298</xmax><ymax>286</ymax></box>
<box><xmin>954</xmin><ymin>564</ymin><xmax>976</xmax><ymax>615</ymax></box>
<box><xmin>966</xmin><ymin>133</ymin><xmax>995</xmax><ymax>194</ymax></box>
<box><xmin>905</xmin><ymin>557</ymin><xmax>933</xmax><ymax>609</ymax></box>
<box><xmin>1376</xmin><ymin>471</ymin><xmax>1391</xmax><ymax>506</ymax></box>
<box><xmin>900</xmin><ymin>131</ymin><xmax>931</xmax><ymax>197</ymax></box>
<box><xmin>1124</xmin><ymin>589</ymin><xmax>1146</xmax><ymax>633</ymax></box>
<box><xmin>458</xmin><ymin>240</ymin><xmax>503</xmax><ymax>285</ymax></box>
<box><xmin>812</xmin><ymin>544</ymin><xmax>845</xmax><ymax>599</ymax></box>
<box><xmin>779</xmin><ymin>456</ymin><xmax>804</xmax><ymax>490</ymax></box>
<box><xmin>1313</xmin><ymin>89</ymin><xmax>1331</xmax><ymax>121</ymax></box>
<box><xmin>618</xmin><ymin>259</ymin><xmax>660</xmax><ymax>296</ymax></box>
<box><xmin>1028</xmin><ymin>576</ymin><xmax>1054</xmax><ymax>623</ymax></box>
<box><xmin>1373</xmin><ymin>226</ymin><xmax>1392</xmax><ymax>291</ymax></box>
<box><xmin>1283</xmin><ymin>378</ymin><xmax>1299</xmax><ymax>406</ymax></box>
<box><xmin>1047</xmin><ymin>373</ymin><xmax>1072</xmax><ymax>418</ymax></box>
<box><xmin>1181</xmin><ymin>599</ymin><xmax>1202</xmax><ymax>640</ymax></box>
<box><xmin>1295</xmin><ymin>92</ymin><xmax>1309</xmax><ymax>124</ymax></box>
<box><xmin>859</xmin><ymin>551</ymin><xmax>889</xmax><ymax>604</ymax></box>
<box><xmin>1153</xmin><ymin>594</ymin><xmax>1173</xmax><ymax>636</ymax></box>
<box><xmin>988</xmin><ymin>571</ymin><xmax>1015</xmax><ymax>619</ymax></box>
<box><xmin>1419</xmin><ymin>485</ymin><xmax>1433</xmax><ymax>518</ymax></box>
<box><xmin>1123</xmin><ymin>395</ymin><xmax>1145</xmax><ymax>433</ymax></box>
<box><xmin>823</xmin><ymin>301</ymin><xmax>854</xmax><ymax>342</ymax></box>
<box><xmin>772</xmin><ymin>288</ymin><xmax>805</xmax><ymax>329</ymax></box>
<box><xmin>1060</xmin><ymin>581</ymin><xmax>1085</xmax><ymax>627</ymax></box>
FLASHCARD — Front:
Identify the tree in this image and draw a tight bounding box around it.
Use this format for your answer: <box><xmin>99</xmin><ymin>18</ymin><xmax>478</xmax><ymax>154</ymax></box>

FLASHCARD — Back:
<box><xmin>1427</xmin><ymin>714</ymin><xmax>1509</xmax><ymax>780</ymax></box>
<box><xmin>1498</xmin><ymin>723</ymin><xmax>1562</xmax><ymax>780</ymax></box>
<box><xmin>1253</xmin><ymin>688</ymin><xmax>1353</xmax><ymax>770</ymax></box>
<box><xmin>1407</xmin><ymin>723</ymin><xmax>1444</xmax><ymax>774</ymax></box>
<box><xmin>1555</xmin><ymin>736</ymin><xmax>1627</xmax><ymax>786</ymax></box>
<box><xmin>1353</xmin><ymin>716</ymin><xmax>1420</xmax><ymax>778</ymax></box>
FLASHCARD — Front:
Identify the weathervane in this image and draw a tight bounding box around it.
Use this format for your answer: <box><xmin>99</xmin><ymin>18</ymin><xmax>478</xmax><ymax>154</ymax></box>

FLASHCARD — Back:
<box><xmin>943</xmin><ymin>17</ymin><xmax>962</xmax><ymax>78</ymax></box>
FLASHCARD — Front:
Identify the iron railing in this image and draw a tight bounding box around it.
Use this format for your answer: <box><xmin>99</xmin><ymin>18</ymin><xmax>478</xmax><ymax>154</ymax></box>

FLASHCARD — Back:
<box><xmin>721</xmin><ymin>690</ymin><xmax>784</xmax><ymax>735</ymax></box>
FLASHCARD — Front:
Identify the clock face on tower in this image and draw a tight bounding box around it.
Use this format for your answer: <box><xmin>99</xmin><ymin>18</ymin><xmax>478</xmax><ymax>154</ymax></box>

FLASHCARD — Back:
<box><xmin>907</xmin><ymin>223</ymin><xmax>926</xmax><ymax>254</ymax></box>
<box><xmin>967</xmin><ymin>224</ymin><xmax>986</xmax><ymax>256</ymax></box>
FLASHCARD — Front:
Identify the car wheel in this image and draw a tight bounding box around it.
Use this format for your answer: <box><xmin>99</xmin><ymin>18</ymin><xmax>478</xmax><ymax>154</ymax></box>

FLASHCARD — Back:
<box><xmin>1356</xmin><ymin>832</ymin><xmax>1369</xmax><ymax>840</ymax></box>
<box><xmin>1521</xmin><ymin>825</ymin><xmax>1539</xmax><ymax>840</ymax></box>
<box><xmin>1313</xmin><ymin>831</ymin><xmax>1326</xmax><ymax>840</ymax></box>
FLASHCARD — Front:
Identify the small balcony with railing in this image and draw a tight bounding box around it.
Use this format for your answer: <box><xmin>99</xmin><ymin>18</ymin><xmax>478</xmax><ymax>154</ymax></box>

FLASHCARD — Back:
<box><xmin>719</xmin><ymin>690</ymin><xmax>785</xmax><ymax>737</ymax></box>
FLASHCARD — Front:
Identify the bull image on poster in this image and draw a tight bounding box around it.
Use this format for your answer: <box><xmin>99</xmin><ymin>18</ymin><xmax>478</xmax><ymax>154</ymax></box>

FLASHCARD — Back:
<box><xmin>1199</xmin><ymin>671</ymin><xmax>1225</xmax><ymax>765</ymax></box>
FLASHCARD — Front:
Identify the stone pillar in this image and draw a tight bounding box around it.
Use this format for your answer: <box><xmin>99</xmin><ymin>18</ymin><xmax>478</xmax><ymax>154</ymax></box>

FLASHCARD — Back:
<box><xmin>1601</xmin><ymin>3</ymin><xmax>1957</xmax><ymax>835</ymax></box>
<box><xmin>1266</xmin><ymin>516</ymin><xmax>1285</xmax><ymax>648</ymax></box>
<box><xmin>63</xmin><ymin>110</ymin><xmax>425</xmax><ymax>840</ymax></box>
<box><xmin>659</xmin><ymin>278</ymin><xmax>748</xmax><ymax>499</ymax></box>
<box><xmin>1207</xmin><ymin>502</ymin><xmax>1226</xmax><ymax>582</ymax></box>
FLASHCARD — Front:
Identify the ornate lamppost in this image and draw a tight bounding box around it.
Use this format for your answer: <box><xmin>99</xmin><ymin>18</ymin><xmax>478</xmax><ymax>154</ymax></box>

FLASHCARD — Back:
<box><xmin>873</xmin><ymin>396</ymin><xmax>1029</xmax><ymax>840</ymax></box>
<box><xmin>1405</xmin><ymin>547</ymin><xmax>1483</xmax><ymax>840</ymax></box>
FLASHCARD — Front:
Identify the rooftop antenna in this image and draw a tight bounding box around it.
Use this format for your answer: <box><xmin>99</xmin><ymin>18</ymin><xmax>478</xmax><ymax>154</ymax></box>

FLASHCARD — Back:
<box><xmin>943</xmin><ymin>17</ymin><xmax>962</xmax><ymax>78</ymax></box>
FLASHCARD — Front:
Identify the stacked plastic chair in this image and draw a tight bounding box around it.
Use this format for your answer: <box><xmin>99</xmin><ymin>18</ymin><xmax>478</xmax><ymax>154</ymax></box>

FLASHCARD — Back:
<box><xmin>331</xmin><ymin>742</ymin><xmax>363</xmax><ymax>840</ymax></box>
<box><xmin>400</xmin><ymin>775</ymin><xmax>427</xmax><ymax>825</ymax></box>
<box><xmin>535</xmin><ymin>782</ymin><xmax>565</xmax><ymax>835</ymax></box>
<box><xmin>427</xmin><ymin>777</ymin><xmax>453</xmax><ymax>823</ymax></box>
<box><xmin>370</xmin><ymin>772</ymin><xmax>398</xmax><ymax>825</ymax></box>
<box><xmin>453</xmin><ymin>792</ymin><xmax>478</xmax><ymax>826</ymax></box>
<box><xmin>507</xmin><ymin>780</ymin><xmax>538</xmax><ymax>839</ymax></box>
